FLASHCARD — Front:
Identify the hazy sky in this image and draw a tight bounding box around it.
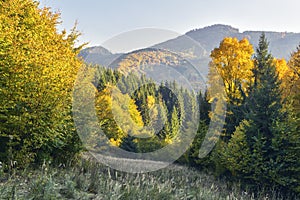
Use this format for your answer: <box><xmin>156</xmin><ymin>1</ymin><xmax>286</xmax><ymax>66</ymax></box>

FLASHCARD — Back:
<box><xmin>39</xmin><ymin>0</ymin><xmax>300</xmax><ymax>49</ymax></box>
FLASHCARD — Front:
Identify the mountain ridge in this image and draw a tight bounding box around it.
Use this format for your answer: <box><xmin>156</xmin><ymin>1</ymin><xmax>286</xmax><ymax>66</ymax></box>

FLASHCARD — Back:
<box><xmin>79</xmin><ymin>24</ymin><xmax>300</xmax><ymax>76</ymax></box>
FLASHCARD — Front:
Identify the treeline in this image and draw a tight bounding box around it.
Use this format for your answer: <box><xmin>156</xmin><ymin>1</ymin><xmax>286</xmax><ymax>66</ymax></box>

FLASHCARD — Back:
<box><xmin>74</xmin><ymin>64</ymin><xmax>205</xmax><ymax>155</ymax></box>
<box><xmin>84</xmin><ymin>34</ymin><xmax>300</xmax><ymax>194</ymax></box>
<box><xmin>205</xmin><ymin>35</ymin><xmax>300</xmax><ymax>194</ymax></box>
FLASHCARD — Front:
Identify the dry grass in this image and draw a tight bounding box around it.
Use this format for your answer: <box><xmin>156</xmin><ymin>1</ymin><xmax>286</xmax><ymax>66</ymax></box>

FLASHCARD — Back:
<box><xmin>0</xmin><ymin>154</ymin><xmax>298</xmax><ymax>199</ymax></box>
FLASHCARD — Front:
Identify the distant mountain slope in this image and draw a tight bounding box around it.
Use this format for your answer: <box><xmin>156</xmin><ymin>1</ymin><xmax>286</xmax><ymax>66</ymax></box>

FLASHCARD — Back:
<box><xmin>108</xmin><ymin>48</ymin><xmax>206</xmax><ymax>91</ymax></box>
<box><xmin>241</xmin><ymin>30</ymin><xmax>300</xmax><ymax>59</ymax></box>
<box><xmin>154</xmin><ymin>24</ymin><xmax>239</xmax><ymax>58</ymax></box>
<box><xmin>79</xmin><ymin>24</ymin><xmax>300</xmax><ymax>76</ymax></box>
<box><xmin>155</xmin><ymin>24</ymin><xmax>300</xmax><ymax>60</ymax></box>
<box><xmin>79</xmin><ymin>46</ymin><xmax>121</xmax><ymax>66</ymax></box>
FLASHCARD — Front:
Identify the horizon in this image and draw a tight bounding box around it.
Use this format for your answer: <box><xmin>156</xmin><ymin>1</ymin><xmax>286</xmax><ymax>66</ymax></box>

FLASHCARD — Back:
<box><xmin>78</xmin><ymin>24</ymin><xmax>300</xmax><ymax>55</ymax></box>
<box><xmin>38</xmin><ymin>0</ymin><xmax>300</xmax><ymax>49</ymax></box>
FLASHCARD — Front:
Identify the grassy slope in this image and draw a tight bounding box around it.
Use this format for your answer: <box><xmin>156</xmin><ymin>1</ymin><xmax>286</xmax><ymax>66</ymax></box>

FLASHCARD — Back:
<box><xmin>0</xmin><ymin>155</ymin><xmax>298</xmax><ymax>200</ymax></box>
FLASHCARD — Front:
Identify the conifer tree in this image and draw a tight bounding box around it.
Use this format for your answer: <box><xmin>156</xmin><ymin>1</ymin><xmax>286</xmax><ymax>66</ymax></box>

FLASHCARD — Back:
<box><xmin>226</xmin><ymin>33</ymin><xmax>286</xmax><ymax>186</ymax></box>
<box><xmin>165</xmin><ymin>106</ymin><xmax>180</xmax><ymax>144</ymax></box>
<box><xmin>198</xmin><ymin>90</ymin><xmax>211</xmax><ymax>125</ymax></box>
<box><xmin>288</xmin><ymin>45</ymin><xmax>300</xmax><ymax>114</ymax></box>
<box><xmin>120</xmin><ymin>135</ymin><xmax>138</xmax><ymax>152</ymax></box>
<box><xmin>245</xmin><ymin>33</ymin><xmax>283</xmax><ymax>148</ymax></box>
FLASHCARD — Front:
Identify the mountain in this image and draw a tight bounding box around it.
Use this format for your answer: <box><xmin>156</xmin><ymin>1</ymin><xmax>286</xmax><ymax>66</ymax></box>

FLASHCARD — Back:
<box><xmin>108</xmin><ymin>48</ymin><xmax>206</xmax><ymax>91</ymax></box>
<box><xmin>79</xmin><ymin>24</ymin><xmax>300</xmax><ymax>76</ymax></box>
<box><xmin>241</xmin><ymin>30</ymin><xmax>300</xmax><ymax>59</ymax></box>
<box><xmin>154</xmin><ymin>24</ymin><xmax>300</xmax><ymax>60</ymax></box>
<box><xmin>154</xmin><ymin>24</ymin><xmax>239</xmax><ymax>58</ymax></box>
<box><xmin>78</xmin><ymin>46</ymin><xmax>121</xmax><ymax>66</ymax></box>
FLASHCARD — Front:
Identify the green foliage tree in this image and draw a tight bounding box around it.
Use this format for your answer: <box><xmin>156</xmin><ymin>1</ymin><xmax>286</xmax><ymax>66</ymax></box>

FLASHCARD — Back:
<box><xmin>167</xmin><ymin>106</ymin><xmax>180</xmax><ymax>143</ymax></box>
<box><xmin>221</xmin><ymin>120</ymin><xmax>252</xmax><ymax>178</ymax></box>
<box><xmin>120</xmin><ymin>135</ymin><xmax>138</xmax><ymax>152</ymax></box>
<box><xmin>245</xmin><ymin>33</ymin><xmax>283</xmax><ymax>147</ymax></box>
<box><xmin>222</xmin><ymin>34</ymin><xmax>295</xmax><ymax>191</ymax></box>
<box><xmin>186</xmin><ymin>121</ymin><xmax>209</xmax><ymax>167</ymax></box>
<box><xmin>288</xmin><ymin>45</ymin><xmax>300</xmax><ymax>114</ymax></box>
<box><xmin>271</xmin><ymin>110</ymin><xmax>300</xmax><ymax>193</ymax></box>
<box><xmin>240</xmin><ymin>34</ymin><xmax>284</xmax><ymax>185</ymax></box>
<box><xmin>198</xmin><ymin>91</ymin><xmax>211</xmax><ymax>125</ymax></box>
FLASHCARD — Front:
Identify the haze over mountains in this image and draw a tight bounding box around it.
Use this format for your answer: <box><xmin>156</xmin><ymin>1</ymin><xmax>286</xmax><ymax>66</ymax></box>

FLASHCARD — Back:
<box><xmin>79</xmin><ymin>24</ymin><xmax>300</xmax><ymax>76</ymax></box>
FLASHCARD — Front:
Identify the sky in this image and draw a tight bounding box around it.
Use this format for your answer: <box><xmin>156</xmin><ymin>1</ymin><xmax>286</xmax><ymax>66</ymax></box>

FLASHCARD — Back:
<box><xmin>39</xmin><ymin>0</ymin><xmax>300</xmax><ymax>52</ymax></box>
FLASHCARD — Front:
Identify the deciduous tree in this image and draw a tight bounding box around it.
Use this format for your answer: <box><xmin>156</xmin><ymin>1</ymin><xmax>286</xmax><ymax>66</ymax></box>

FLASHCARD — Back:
<box><xmin>0</xmin><ymin>0</ymin><xmax>83</xmax><ymax>165</ymax></box>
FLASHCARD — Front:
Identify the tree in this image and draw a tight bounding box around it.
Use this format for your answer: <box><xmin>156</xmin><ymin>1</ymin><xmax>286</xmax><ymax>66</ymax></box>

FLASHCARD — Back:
<box><xmin>246</xmin><ymin>34</ymin><xmax>283</xmax><ymax>184</ymax></box>
<box><xmin>94</xmin><ymin>85</ymin><xmax>124</xmax><ymax>146</ymax></box>
<box><xmin>210</xmin><ymin>34</ymin><xmax>300</xmax><ymax>193</ymax></box>
<box><xmin>0</xmin><ymin>0</ymin><xmax>83</xmax><ymax>165</ymax></box>
<box><xmin>221</xmin><ymin>120</ymin><xmax>252</xmax><ymax>177</ymax></box>
<box><xmin>198</xmin><ymin>90</ymin><xmax>211</xmax><ymax>125</ymax></box>
<box><xmin>232</xmin><ymin>33</ymin><xmax>285</xmax><ymax>186</ymax></box>
<box><xmin>271</xmin><ymin>109</ymin><xmax>300</xmax><ymax>193</ymax></box>
<box><xmin>210</xmin><ymin>37</ymin><xmax>254</xmax><ymax>105</ymax></box>
<box><xmin>164</xmin><ymin>106</ymin><xmax>180</xmax><ymax>144</ymax></box>
<box><xmin>120</xmin><ymin>135</ymin><xmax>138</xmax><ymax>152</ymax></box>
<box><xmin>245</xmin><ymin>33</ymin><xmax>283</xmax><ymax>144</ymax></box>
<box><xmin>185</xmin><ymin>120</ymin><xmax>210</xmax><ymax>168</ymax></box>
<box><xmin>287</xmin><ymin>46</ymin><xmax>300</xmax><ymax>114</ymax></box>
<box><xmin>95</xmin><ymin>84</ymin><xmax>144</xmax><ymax>148</ymax></box>
<box><xmin>273</xmin><ymin>58</ymin><xmax>295</xmax><ymax>97</ymax></box>
<box><xmin>209</xmin><ymin>37</ymin><xmax>254</xmax><ymax>139</ymax></box>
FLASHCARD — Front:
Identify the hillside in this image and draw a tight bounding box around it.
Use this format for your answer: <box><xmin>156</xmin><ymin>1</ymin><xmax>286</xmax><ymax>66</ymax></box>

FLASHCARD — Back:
<box><xmin>156</xmin><ymin>24</ymin><xmax>300</xmax><ymax>59</ymax></box>
<box><xmin>79</xmin><ymin>46</ymin><xmax>121</xmax><ymax>66</ymax></box>
<box><xmin>1</xmin><ymin>155</ymin><xmax>296</xmax><ymax>199</ymax></box>
<box><xmin>79</xmin><ymin>24</ymin><xmax>300</xmax><ymax>76</ymax></box>
<box><xmin>108</xmin><ymin>48</ymin><xmax>206</xmax><ymax>91</ymax></box>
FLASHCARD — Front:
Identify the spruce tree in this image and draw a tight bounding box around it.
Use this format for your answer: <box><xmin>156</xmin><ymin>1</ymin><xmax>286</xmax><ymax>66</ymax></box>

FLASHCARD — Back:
<box><xmin>245</xmin><ymin>33</ymin><xmax>283</xmax><ymax>148</ymax></box>
<box><xmin>169</xmin><ymin>106</ymin><xmax>180</xmax><ymax>141</ymax></box>
<box><xmin>243</xmin><ymin>33</ymin><xmax>284</xmax><ymax>184</ymax></box>
<box><xmin>120</xmin><ymin>135</ymin><xmax>138</xmax><ymax>152</ymax></box>
<box><xmin>198</xmin><ymin>90</ymin><xmax>211</xmax><ymax>125</ymax></box>
<box><xmin>222</xmin><ymin>34</ymin><xmax>288</xmax><ymax>188</ymax></box>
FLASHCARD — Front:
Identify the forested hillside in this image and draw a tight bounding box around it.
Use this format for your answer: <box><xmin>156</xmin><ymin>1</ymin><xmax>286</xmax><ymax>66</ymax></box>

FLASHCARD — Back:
<box><xmin>0</xmin><ymin>0</ymin><xmax>299</xmax><ymax>199</ymax></box>
<box><xmin>77</xmin><ymin>35</ymin><xmax>300</xmax><ymax>194</ymax></box>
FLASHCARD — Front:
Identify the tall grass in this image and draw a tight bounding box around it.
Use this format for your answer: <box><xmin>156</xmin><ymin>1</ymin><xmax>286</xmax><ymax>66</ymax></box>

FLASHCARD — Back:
<box><xmin>0</xmin><ymin>155</ymin><xmax>298</xmax><ymax>199</ymax></box>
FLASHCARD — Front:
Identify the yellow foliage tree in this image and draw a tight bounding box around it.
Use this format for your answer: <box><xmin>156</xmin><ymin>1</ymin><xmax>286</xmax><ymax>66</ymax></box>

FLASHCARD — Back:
<box><xmin>95</xmin><ymin>84</ymin><xmax>144</xmax><ymax>147</ymax></box>
<box><xmin>0</xmin><ymin>0</ymin><xmax>83</xmax><ymax>165</ymax></box>
<box><xmin>208</xmin><ymin>37</ymin><xmax>254</xmax><ymax>139</ymax></box>
<box><xmin>209</xmin><ymin>37</ymin><xmax>254</xmax><ymax>105</ymax></box>
<box><xmin>273</xmin><ymin>58</ymin><xmax>295</xmax><ymax>97</ymax></box>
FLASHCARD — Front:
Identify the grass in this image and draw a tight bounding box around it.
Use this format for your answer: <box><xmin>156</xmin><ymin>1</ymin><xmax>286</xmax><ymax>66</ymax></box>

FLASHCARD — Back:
<box><xmin>0</xmin><ymin>154</ymin><xmax>298</xmax><ymax>200</ymax></box>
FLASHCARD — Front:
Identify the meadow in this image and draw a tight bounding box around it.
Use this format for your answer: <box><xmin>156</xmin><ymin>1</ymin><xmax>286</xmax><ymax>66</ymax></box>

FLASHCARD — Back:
<box><xmin>0</xmin><ymin>154</ymin><xmax>297</xmax><ymax>200</ymax></box>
